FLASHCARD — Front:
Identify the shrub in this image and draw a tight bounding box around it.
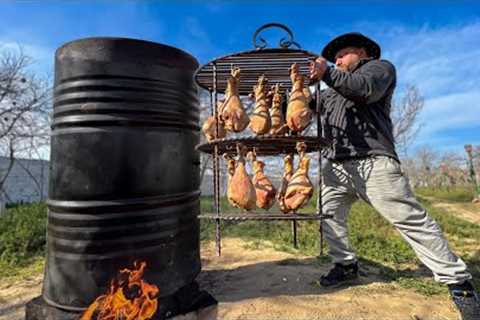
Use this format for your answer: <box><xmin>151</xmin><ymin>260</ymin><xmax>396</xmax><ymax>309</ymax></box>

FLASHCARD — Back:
<box><xmin>0</xmin><ymin>202</ymin><xmax>47</xmax><ymax>265</ymax></box>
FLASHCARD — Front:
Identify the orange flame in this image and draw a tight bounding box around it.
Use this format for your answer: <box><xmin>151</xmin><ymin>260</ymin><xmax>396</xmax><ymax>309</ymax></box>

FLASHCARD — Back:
<box><xmin>80</xmin><ymin>261</ymin><xmax>159</xmax><ymax>320</ymax></box>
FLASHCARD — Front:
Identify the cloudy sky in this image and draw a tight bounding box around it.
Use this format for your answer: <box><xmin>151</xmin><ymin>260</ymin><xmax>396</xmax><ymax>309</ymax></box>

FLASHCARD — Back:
<box><xmin>1</xmin><ymin>0</ymin><xmax>479</xmax><ymax>156</ymax></box>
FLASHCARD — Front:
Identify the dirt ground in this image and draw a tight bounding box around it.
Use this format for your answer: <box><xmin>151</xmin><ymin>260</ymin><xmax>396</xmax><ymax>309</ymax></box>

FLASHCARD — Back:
<box><xmin>0</xmin><ymin>273</ymin><xmax>42</xmax><ymax>320</ymax></box>
<box><xmin>197</xmin><ymin>238</ymin><xmax>459</xmax><ymax>320</ymax></box>
<box><xmin>421</xmin><ymin>195</ymin><xmax>480</xmax><ymax>225</ymax></box>
<box><xmin>1</xmin><ymin>199</ymin><xmax>478</xmax><ymax>320</ymax></box>
<box><xmin>432</xmin><ymin>202</ymin><xmax>480</xmax><ymax>225</ymax></box>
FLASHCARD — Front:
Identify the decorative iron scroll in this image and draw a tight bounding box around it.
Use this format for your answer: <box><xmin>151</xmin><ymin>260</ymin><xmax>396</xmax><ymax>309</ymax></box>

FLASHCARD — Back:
<box><xmin>252</xmin><ymin>23</ymin><xmax>301</xmax><ymax>50</ymax></box>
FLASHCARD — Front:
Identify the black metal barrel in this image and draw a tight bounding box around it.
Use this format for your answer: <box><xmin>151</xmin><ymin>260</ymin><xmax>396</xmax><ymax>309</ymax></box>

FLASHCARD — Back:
<box><xmin>43</xmin><ymin>37</ymin><xmax>201</xmax><ymax>311</ymax></box>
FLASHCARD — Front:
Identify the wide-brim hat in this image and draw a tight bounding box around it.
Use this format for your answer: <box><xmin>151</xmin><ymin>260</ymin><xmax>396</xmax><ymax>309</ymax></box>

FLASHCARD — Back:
<box><xmin>321</xmin><ymin>32</ymin><xmax>381</xmax><ymax>63</ymax></box>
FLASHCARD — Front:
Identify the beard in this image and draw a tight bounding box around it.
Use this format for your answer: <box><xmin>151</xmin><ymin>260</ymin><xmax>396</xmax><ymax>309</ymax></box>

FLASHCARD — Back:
<box><xmin>336</xmin><ymin>54</ymin><xmax>362</xmax><ymax>72</ymax></box>
<box><xmin>337</xmin><ymin>60</ymin><xmax>359</xmax><ymax>72</ymax></box>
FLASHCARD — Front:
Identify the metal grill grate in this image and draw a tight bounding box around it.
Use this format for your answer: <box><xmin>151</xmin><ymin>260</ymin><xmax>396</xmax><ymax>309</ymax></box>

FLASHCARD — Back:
<box><xmin>198</xmin><ymin>212</ymin><xmax>333</xmax><ymax>221</ymax></box>
<box><xmin>194</xmin><ymin>48</ymin><xmax>318</xmax><ymax>95</ymax></box>
<box><xmin>196</xmin><ymin>135</ymin><xmax>330</xmax><ymax>156</ymax></box>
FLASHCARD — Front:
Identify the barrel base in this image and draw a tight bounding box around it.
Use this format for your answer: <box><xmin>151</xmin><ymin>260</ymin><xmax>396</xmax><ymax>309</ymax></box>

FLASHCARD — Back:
<box><xmin>26</xmin><ymin>282</ymin><xmax>217</xmax><ymax>320</ymax></box>
<box><xmin>25</xmin><ymin>296</ymin><xmax>78</xmax><ymax>320</ymax></box>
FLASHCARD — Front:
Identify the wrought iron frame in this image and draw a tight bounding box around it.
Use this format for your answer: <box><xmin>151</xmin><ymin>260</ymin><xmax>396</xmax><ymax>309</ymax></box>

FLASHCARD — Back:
<box><xmin>195</xmin><ymin>23</ymin><xmax>331</xmax><ymax>256</ymax></box>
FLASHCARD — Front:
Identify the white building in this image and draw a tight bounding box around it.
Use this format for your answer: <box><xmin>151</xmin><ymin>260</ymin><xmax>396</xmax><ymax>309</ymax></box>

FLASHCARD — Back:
<box><xmin>0</xmin><ymin>156</ymin><xmax>49</xmax><ymax>205</ymax></box>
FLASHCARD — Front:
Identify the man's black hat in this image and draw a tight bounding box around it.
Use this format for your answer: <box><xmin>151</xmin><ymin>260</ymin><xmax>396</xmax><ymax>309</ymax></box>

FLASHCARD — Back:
<box><xmin>321</xmin><ymin>32</ymin><xmax>381</xmax><ymax>63</ymax></box>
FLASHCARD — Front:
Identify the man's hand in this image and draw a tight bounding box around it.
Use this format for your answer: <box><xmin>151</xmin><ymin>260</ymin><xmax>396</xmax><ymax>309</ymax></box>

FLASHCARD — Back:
<box><xmin>309</xmin><ymin>57</ymin><xmax>328</xmax><ymax>82</ymax></box>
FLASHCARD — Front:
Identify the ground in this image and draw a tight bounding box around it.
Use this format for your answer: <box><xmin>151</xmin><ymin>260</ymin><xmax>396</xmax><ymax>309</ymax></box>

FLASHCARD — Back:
<box><xmin>430</xmin><ymin>200</ymin><xmax>480</xmax><ymax>225</ymax></box>
<box><xmin>0</xmin><ymin>200</ymin><xmax>478</xmax><ymax>320</ymax></box>
<box><xmin>198</xmin><ymin>238</ymin><xmax>459</xmax><ymax>320</ymax></box>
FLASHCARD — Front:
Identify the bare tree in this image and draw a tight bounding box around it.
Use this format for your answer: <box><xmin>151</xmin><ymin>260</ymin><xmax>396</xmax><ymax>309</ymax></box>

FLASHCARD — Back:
<box><xmin>0</xmin><ymin>46</ymin><xmax>51</xmax><ymax>202</ymax></box>
<box><xmin>392</xmin><ymin>85</ymin><xmax>425</xmax><ymax>158</ymax></box>
<box><xmin>438</xmin><ymin>151</ymin><xmax>467</xmax><ymax>188</ymax></box>
<box><xmin>413</xmin><ymin>146</ymin><xmax>438</xmax><ymax>187</ymax></box>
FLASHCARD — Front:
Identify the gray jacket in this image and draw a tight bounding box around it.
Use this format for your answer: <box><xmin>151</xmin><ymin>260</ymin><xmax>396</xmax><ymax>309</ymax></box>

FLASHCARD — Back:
<box><xmin>313</xmin><ymin>58</ymin><xmax>398</xmax><ymax>161</ymax></box>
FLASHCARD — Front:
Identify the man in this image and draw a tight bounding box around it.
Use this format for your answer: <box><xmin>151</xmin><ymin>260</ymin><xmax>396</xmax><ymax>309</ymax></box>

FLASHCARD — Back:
<box><xmin>309</xmin><ymin>32</ymin><xmax>479</xmax><ymax>319</ymax></box>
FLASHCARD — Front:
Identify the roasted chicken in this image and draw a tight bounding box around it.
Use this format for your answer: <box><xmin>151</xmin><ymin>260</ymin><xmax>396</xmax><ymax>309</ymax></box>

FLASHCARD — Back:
<box><xmin>224</xmin><ymin>154</ymin><xmax>238</xmax><ymax>208</ymax></box>
<box><xmin>227</xmin><ymin>145</ymin><xmax>256</xmax><ymax>210</ymax></box>
<box><xmin>249</xmin><ymin>75</ymin><xmax>271</xmax><ymax>135</ymax></box>
<box><xmin>286</xmin><ymin>63</ymin><xmax>312</xmax><ymax>133</ymax></box>
<box><xmin>269</xmin><ymin>83</ymin><xmax>288</xmax><ymax>135</ymax></box>
<box><xmin>277</xmin><ymin>154</ymin><xmax>294</xmax><ymax>213</ymax></box>
<box><xmin>248</xmin><ymin>150</ymin><xmax>276</xmax><ymax>210</ymax></box>
<box><xmin>202</xmin><ymin>101</ymin><xmax>227</xmax><ymax>142</ymax></box>
<box><xmin>303</xmin><ymin>86</ymin><xmax>312</xmax><ymax>105</ymax></box>
<box><xmin>220</xmin><ymin>67</ymin><xmax>250</xmax><ymax>133</ymax></box>
<box><xmin>284</xmin><ymin>142</ymin><xmax>314</xmax><ymax>212</ymax></box>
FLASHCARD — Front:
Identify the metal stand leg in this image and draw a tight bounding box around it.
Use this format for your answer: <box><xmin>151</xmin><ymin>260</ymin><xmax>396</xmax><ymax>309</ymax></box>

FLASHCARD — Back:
<box><xmin>215</xmin><ymin>223</ymin><xmax>221</xmax><ymax>256</ymax></box>
<box><xmin>316</xmin><ymin>82</ymin><xmax>325</xmax><ymax>257</ymax></box>
<box><xmin>320</xmin><ymin>217</ymin><xmax>324</xmax><ymax>256</ymax></box>
<box><xmin>211</xmin><ymin>63</ymin><xmax>221</xmax><ymax>257</ymax></box>
<box><xmin>214</xmin><ymin>149</ymin><xmax>221</xmax><ymax>257</ymax></box>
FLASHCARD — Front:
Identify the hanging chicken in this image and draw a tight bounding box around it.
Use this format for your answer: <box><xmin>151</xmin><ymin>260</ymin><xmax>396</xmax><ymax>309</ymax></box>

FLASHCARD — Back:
<box><xmin>223</xmin><ymin>154</ymin><xmax>238</xmax><ymax>208</ymax></box>
<box><xmin>286</xmin><ymin>63</ymin><xmax>312</xmax><ymax>133</ymax></box>
<box><xmin>303</xmin><ymin>86</ymin><xmax>313</xmax><ymax>105</ymax></box>
<box><xmin>249</xmin><ymin>75</ymin><xmax>271</xmax><ymax>135</ymax></box>
<box><xmin>277</xmin><ymin>153</ymin><xmax>294</xmax><ymax>213</ymax></box>
<box><xmin>202</xmin><ymin>101</ymin><xmax>227</xmax><ymax>142</ymax></box>
<box><xmin>220</xmin><ymin>67</ymin><xmax>250</xmax><ymax>133</ymax></box>
<box><xmin>283</xmin><ymin>142</ymin><xmax>314</xmax><ymax>212</ymax></box>
<box><xmin>248</xmin><ymin>149</ymin><xmax>276</xmax><ymax>210</ymax></box>
<box><xmin>227</xmin><ymin>144</ymin><xmax>256</xmax><ymax>210</ymax></box>
<box><xmin>269</xmin><ymin>83</ymin><xmax>288</xmax><ymax>136</ymax></box>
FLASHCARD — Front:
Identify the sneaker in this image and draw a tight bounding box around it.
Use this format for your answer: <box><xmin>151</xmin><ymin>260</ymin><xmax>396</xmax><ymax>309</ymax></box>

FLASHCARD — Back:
<box><xmin>320</xmin><ymin>262</ymin><xmax>359</xmax><ymax>287</ymax></box>
<box><xmin>448</xmin><ymin>280</ymin><xmax>480</xmax><ymax>320</ymax></box>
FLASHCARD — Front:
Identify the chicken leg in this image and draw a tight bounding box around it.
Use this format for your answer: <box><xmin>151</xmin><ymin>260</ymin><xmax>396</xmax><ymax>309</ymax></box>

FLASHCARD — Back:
<box><xmin>248</xmin><ymin>150</ymin><xmax>276</xmax><ymax>210</ymax></box>
<box><xmin>202</xmin><ymin>100</ymin><xmax>227</xmax><ymax>142</ymax></box>
<box><xmin>277</xmin><ymin>154</ymin><xmax>294</xmax><ymax>213</ymax></box>
<box><xmin>227</xmin><ymin>144</ymin><xmax>256</xmax><ymax>210</ymax></box>
<box><xmin>284</xmin><ymin>142</ymin><xmax>314</xmax><ymax>212</ymax></box>
<box><xmin>269</xmin><ymin>83</ymin><xmax>288</xmax><ymax>135</ymax></box>
<box><xmin>220</xmin><ymin>67</ymin><xmax>250</xmax><ymax>133</ymax></box>
<box><xmin>249</xmin><ymin>75</ymin><xmax>272</xmax><ymax>135</ymax></box>
<box><xmin>286</xmin><ymin>63</ymin><xmax>312</xmax><ymax>133</ymax></box>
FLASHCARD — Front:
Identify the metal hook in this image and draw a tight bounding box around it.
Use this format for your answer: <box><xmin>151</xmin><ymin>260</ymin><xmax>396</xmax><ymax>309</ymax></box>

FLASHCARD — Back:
<box><xmin>252</xmin><ymin>23</ymin><xmax>301</xmax><ymax>50</ymax></box>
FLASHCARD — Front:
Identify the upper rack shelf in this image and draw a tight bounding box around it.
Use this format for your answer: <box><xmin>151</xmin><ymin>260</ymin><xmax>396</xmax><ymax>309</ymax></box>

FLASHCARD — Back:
<box><xmin>194</xmin><ymin>48</ymin><xmax>318</xmax><ymax>96</ymax></box>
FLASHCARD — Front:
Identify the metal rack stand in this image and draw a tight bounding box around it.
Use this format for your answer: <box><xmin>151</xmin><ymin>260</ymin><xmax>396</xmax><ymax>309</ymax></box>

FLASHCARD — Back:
<box><xmin>194</xmin><ymin>23</ymin><xmax>332</xmax><ymax>256</ymax></box>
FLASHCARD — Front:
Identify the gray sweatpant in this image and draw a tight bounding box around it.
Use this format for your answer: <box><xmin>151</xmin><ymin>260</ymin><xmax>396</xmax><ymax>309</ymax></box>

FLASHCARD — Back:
<box><xmin>321</xmin><ymin>155</ymin><xmax>471</xmax><ymax>284</ymax></box>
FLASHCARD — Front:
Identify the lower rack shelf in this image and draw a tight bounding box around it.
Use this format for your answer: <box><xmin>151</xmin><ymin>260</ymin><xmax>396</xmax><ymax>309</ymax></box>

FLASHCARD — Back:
<box><xmin>198</xmin><ymin>212</ymin><xmax>333</xmax><ymax>221</ymax></box>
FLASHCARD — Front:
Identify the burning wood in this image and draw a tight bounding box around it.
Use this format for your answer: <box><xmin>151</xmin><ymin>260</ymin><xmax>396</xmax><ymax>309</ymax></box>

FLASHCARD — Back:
<box><xmin>80</xmin><ymin>261</ymin><xmax>159</xmax><ymax>320</ymax></box>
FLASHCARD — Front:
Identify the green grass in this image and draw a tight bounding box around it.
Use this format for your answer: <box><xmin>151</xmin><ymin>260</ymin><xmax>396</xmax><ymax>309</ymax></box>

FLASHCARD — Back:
<box><xmin>415</xmin><ymin>186</ymin><xmax>476</xmax><ymax>202</ymax></box>
<box><xmin>1</xmin><ymin>191</ymin><xmax>479</xmax><ymax>297</ymax></box>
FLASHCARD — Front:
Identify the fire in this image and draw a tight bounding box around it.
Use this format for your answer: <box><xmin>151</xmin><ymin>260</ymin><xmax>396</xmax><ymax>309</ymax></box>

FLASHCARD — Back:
<box><xmin>80</xmin><ymin>261</ymin><xmax>159</xmax><ymax>320</ymax></box>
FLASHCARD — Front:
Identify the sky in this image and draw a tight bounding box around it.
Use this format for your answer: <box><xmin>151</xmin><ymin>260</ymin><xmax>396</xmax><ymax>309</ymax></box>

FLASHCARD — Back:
<box><xmin>1</xmin><ymin>0</ymin><xmax>479</xmax><ymax>157</ymax></box>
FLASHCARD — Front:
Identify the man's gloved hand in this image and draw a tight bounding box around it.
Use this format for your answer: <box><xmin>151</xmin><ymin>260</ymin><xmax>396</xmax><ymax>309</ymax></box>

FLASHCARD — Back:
<box><xmin>309</xmin><ymin>56</ymin><xmax>328</xmax><ymax>82</ymax></box>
